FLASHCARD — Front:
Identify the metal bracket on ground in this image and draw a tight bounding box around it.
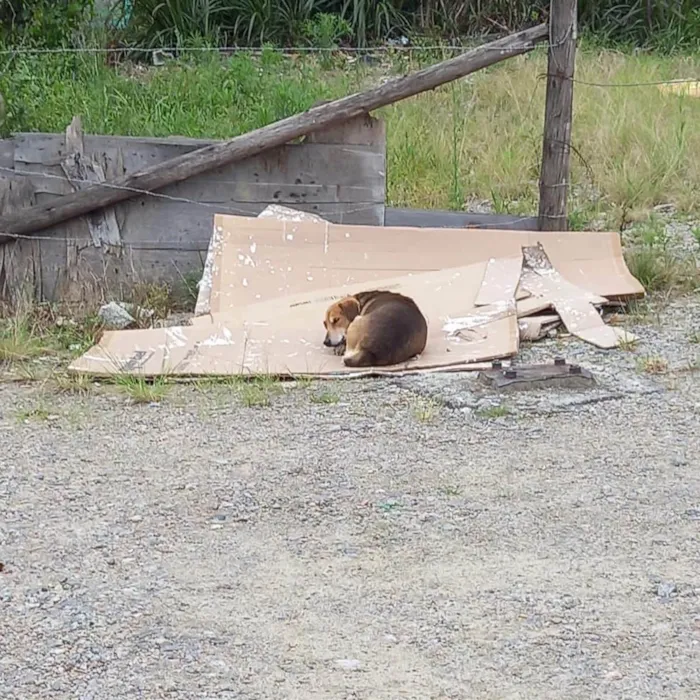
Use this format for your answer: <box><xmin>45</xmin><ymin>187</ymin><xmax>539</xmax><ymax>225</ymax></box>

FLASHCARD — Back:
<box><xmin>478</xmin><ymin>357</ymin><xmax>596</xmax><ymax>392</ymax></box>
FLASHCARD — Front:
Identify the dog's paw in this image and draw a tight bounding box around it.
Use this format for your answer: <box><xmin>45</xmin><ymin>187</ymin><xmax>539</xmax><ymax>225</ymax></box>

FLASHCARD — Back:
<box><xmin>333</xmin><ymin>342</ymin><xmax>347</xmax><ymax>356</ymax></box>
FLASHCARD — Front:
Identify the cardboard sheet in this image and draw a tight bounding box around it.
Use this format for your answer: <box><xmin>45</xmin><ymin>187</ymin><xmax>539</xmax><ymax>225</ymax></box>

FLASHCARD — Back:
<box><xmin>520</xmin><ymin>244</ymin><xmax>637</xmax><ymax>349</ymax></box>
<box><xmin>195</xmin><ymin>213</ymin><xmax>643</xmax><ymax>317</ymax></box>
<box><xmin>70</xmin><ymin>208</ymin><xmax>645</xmax><ymax>378</ymax></box>
<box><xmin>70</xmin><ymin>263</ymin><xmax>520</xmax><ymax>377</ymax></box>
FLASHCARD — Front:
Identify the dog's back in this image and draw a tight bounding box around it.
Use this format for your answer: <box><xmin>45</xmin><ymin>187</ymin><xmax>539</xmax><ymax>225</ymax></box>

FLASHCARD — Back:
<box><xmin>344</xmin><ymin>291</ymin><xmax>427</xmax><ymax>367</ymax></box>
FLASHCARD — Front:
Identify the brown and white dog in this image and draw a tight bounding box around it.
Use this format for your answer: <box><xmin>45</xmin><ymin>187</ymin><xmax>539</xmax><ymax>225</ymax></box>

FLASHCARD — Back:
<box><xmin>323</xmin><ymin>290</ymin><xmax>428</xmax><ymax>368</ymax></box>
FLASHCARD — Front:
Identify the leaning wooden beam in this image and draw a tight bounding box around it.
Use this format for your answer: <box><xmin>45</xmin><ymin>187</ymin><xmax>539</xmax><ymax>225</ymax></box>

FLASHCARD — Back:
<box><xmin>538</xmin><ymin>0</ymin><xmax>577</xmax><ymax>231</ymax></box>
<box><xmin>0</xmin><ymin>23</ymin><xmax>547</xmax><ymax>242</ymax></box>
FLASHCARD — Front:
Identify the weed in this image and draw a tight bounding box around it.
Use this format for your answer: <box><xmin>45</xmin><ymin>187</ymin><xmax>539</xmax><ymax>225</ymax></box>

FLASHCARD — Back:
<box><xmin>310</xmin><ymin>388</ymin><xmax>340</xmax><ymax>404</ymax></box>
<box><xmin>617</xmin><ymin>334</ymin><xmax>638</xmax><ymax>352</ymax></box>
<box><xmin>475</xmin><ymin>404</ymin><xmax>511</xmax><ymax>419</ymax></box>
<box><xmin>54</xmin><ymin>372</ymin><xmax>94</xmax><ymax>395</ymax></box>
<box><xmin>129</xmin><ymin>282</ymin><xmax>173</xmax><ymax>321</ymax></box>
<box><xmin>689</xmin><ymin>330</ymin><xmax>700</xmax><ymax>344</ymax></box>
<box><xmin>637</xmin><ymin>355</ymin><xmax>669</xmax><ymax>375</ymax></box>
<box><xmin>15</xmin><ymin>404</ymin><xmax>56</xmax><ymax>422</ymax></box>
<box><xmin>46</xmin><ymin>315</ymin><xmax>104</xmax><ymax>356</ymax></box>
<box><xmin>412</xmin><ymin>397</ymin><xmax>439</xmax><ymax>423</ymax></box>
<box><xmin>238</xmin><ymin>375</ymin><xmax>281</xmax><ymax>407</ymax></box>
<box><xmin>0</xmin><ymin>318</ymin><xmax>48</xmax><ymax>362</ymax></box>
<box><xmin>624</xmin><ymin>247</ymin><xmax>699</xmax><ymax>294</ymax></box>
<box><xmin>114</xmin><ymin>374</ymin><xmax>171</xmax><ymax>403</ymax></box>
<box><xmin>440</xmin><ymin>484</ymin><xmax>462</xmax><ymax>497</ymax></box>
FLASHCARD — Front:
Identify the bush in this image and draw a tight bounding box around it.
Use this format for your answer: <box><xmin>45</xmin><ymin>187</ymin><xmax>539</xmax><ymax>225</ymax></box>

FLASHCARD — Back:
<box><xmin>2</xmin><ymin>0</ymin><xmax>699</xmax><ymax>51</ymax></box>
<box><xmin>0</xmin><ymin>0</ymin><xmax>95</xmax><ymax>47</ymax></box>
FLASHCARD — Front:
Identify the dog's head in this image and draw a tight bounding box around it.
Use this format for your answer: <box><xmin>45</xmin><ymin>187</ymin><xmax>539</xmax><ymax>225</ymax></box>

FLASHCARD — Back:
<box><xmin>323</xmin><ymin>296</ymin><xmax>360</xmax><ymax>347</ymax></box>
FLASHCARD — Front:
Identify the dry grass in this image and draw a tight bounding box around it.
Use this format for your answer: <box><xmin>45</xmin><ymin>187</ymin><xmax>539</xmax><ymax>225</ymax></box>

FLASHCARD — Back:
<box><xmin>637</xmin><ymin>355</ymin><xmax>670</xmax><ymax>374</ymax></box>
<box><xmin>383</xmin><ymin>48</ymin><xmax>700</xmax><ymax>221</ymax></box>
<box><xmin>0</xmin><ymin>318</ymin><xmax>49</xmax><ymax>362</ymax></box>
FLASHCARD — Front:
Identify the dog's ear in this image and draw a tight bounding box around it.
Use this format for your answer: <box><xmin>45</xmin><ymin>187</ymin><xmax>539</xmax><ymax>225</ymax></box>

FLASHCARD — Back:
<box><xmin>339</xmin><ymin>297</ymin><xmax>360</xmax><ymax>321</ymax></box>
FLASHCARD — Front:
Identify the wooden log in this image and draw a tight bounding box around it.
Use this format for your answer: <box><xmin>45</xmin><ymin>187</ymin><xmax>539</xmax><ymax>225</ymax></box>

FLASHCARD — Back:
<box><xmin>0</xmin><ymin>23</ymin><xmax>547</xmax><ymax>243</ymax></box>
<box><xmin>538</xmin><ymin>0</ymin><xmax>577</xmax><ymax>231</ymax></box>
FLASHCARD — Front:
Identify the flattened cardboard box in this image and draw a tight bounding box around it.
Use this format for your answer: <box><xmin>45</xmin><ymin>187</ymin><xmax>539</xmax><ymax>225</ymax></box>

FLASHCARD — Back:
<box><xmin>196</xmin><ymin>213</ymin><xmax>643</xmax><ymax>317</ymax></box>
<box><xmin>70</xmin><ymin>212</ymin><xmax>644</xmax><ymax>377</ymax></box>
<box><xmin>70</xmin><ymin>262</ymin><xmax>521</xmax><ymax>377</ymax></box>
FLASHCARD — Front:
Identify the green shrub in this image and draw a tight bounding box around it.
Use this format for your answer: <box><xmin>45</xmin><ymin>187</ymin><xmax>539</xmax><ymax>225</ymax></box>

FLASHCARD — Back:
<box><xmin>0</xmin><ymin>0</ymin><xmax>95</xmax><ymax>47</ymax></box>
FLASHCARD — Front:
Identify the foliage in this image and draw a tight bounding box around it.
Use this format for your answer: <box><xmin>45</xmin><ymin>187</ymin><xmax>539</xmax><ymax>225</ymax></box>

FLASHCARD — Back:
<box><xmin>2</xmin><ymin>0</ymin><xmax>700</xmax><ymax>49</ymax></box>
<box><xmin>0</xmin><ymin>0</ymin><xmax>95</xmax><ymax>47</ymax></box>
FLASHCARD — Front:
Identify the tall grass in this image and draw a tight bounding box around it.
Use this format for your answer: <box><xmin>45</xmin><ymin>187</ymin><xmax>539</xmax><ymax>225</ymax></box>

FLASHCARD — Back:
<box><xmin>0</xmin><ymin>46</ymin><xmax>698</xmax><ymax>223</ymax></box>
<box><xmin>4</xmin><ymin>1</ymin><xmax>698</xmax><ymax>51</ymax></box>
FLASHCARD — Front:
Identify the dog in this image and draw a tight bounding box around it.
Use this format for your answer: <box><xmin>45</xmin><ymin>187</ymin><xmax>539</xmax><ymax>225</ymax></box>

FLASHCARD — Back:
<box><xmin>323</xmin><ymin>290</ymin><xmax>428</xmax><ymax>368</ymax></box>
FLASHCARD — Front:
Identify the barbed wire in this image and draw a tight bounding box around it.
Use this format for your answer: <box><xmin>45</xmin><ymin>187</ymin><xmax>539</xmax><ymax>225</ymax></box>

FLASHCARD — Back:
<box><xmin>0</xmin><ymin>43</ymin><xmax>554</xmax><ymax>56</ymax></box>
<box><xmin>0</xmin><ymin>28</ymin><xmax>567</xmax><ymax>58</ymax></box>
<box><xmin>567</xmin><ymin>76</ymin><xmax>699</xmax><ymax>88</ymax></box>
<box><xmin>2</xmin><ymin>39</ymin><xmax>695</xmax><ymax>89</ymax></box>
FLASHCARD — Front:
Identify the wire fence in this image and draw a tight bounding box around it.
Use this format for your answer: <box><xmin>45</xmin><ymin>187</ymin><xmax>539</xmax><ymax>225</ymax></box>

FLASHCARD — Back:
<box><xmin>0</xmin><ymin>162</ymin><xmax>541</xmax><ymax>247</ymax></box>
<box><xmin>0</xmin><ymin>28</ymin><xmax>696</xmax><ymax>247</ymax></box>
<box><xmin>1</xmin><ymin>40</ymin><xmax>695</xmax><ymax>89</ymax></box>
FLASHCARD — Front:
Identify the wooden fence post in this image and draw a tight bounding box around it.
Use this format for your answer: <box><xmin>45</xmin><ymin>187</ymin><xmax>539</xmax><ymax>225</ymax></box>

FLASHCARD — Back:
<box><xmin>538</xmin><ymin>0</ymin><xmax>577</xmax><ymax>231</ymax></box>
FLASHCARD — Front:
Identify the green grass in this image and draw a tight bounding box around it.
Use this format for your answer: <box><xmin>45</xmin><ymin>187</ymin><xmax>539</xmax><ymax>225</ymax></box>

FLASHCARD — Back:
<box><xmin>113</xmin><ymin>374</ymin><xmax>171</xmax><ymax>403</ymax></box>
<box><xmin>309</xmin><ymin>388</ymin><xmax>340</xmax><ymax>404</ymax></box>
<box><xmin>238</xmin><ymin>375</ymin><xmax>282</xmax><ymax>407</ymax></box>
<box><xmin>2</xmin><ymin>46</ymin><xmax>700</xmax><ymax>225</ymax></box>
<box><xmin>0</xmin><ymin>317</ymin><xmax>49</xmax><ymax>362</ymax></box>
<box><xmin>475</xmin><ymin>404</ymin><xmax>511</xmax><ymax>419</ymax></box>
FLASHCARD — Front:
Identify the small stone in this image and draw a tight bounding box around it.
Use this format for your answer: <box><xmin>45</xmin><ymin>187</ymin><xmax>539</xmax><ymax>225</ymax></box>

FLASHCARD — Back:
<box><xmin>604</xmin><ymin>669</ymin><xmax>624</xmax><ymax>681</ymax></box>
<box><xmin>335</xmin><ymin>659</ymin><xmax>361</xmax><ymax>671</ymax></box>
<box><xmin>685</xmin><ymin>508</ymin><xmax>700</xmax><ymax>520</ymax></box>
<box><xmin>98</xmin><ymin>301</ymin><xmax>136</xmax><ymax>330</ymax></box>
<box><xmin>657</xmin><ymin>581</ymin><xmax>678</xmax><ymax>599</ymax></box>
<box><xmin>129</xmin><ymin>515</ymin><xmax>143</xmax><ymax>523</ymax></box>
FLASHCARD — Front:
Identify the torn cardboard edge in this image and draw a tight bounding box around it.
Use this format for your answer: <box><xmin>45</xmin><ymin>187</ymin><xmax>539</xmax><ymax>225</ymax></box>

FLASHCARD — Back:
<box><xmin>521</xmin><ymin>243</ymin><xmax>637</xmax><ymax>349</ymax></box>
<box><xmin>70</xmin><ymin>207</ymin><xmax>645</xmax><ymax>378</ymax></box>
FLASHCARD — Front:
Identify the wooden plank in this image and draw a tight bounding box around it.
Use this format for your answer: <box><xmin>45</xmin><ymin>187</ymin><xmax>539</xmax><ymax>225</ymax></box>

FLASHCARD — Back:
<box><xmin>0</xmin><ymin>175</ymin><xmax>40</xmax><ymax>309</ymax></box>
<box><xmin>0</xmin><ymin>23</ymin><xmax>548</xmax><ymax>241</ymax></box>
<box><xmin>538</xmin><ymin>0</ymin><xmax>577</xmax><ymax>231</ymax></box>
<box><xmin>60</xmin><ymin>116</ymin><xmax>122</xmax><ymax>247</ymax></box>
<box><xmin>15</xmin><ymin>140</ymin><xmax>384</xmax><ymax>200</ymax></box>
<box><xmin>307</xmin><ymin>113</ymin><xmax>386</xmax><ymax>147</ymax></box>
<box><xmin>385</xmin><ymin>208</ymin><xmax>539</xmax><ymax>230</ymax></box>
<box><xmin>0</xmin><ymin>139</ymin><xmax>14</xmax><ymax>169</ymax></box>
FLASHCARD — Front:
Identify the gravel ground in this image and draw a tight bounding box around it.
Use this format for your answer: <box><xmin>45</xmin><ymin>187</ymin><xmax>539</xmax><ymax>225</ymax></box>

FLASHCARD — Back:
<box><xmin>2</xmin><ymin>295</ymin><xmax>700</xmax><ymax>699</ymax></box>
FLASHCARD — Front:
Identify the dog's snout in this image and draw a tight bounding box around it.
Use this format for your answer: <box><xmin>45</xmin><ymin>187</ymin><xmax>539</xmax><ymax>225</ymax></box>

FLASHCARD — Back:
<box><xmin>323</xmin><ymin>334</ymin><xmax>332</xmax><ymax>347</ymax></box>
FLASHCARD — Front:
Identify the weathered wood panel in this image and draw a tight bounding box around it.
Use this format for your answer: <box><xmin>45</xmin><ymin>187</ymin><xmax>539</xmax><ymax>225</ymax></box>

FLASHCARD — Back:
<box><xmin>0</xmin><ymin>114</ymin><xmax>386</xmax><ymax>305</ymax></box>
<box><xmin>385</xmin><ymin>208</ymin><xmax>539</xmax><ymax>231</ymax></box>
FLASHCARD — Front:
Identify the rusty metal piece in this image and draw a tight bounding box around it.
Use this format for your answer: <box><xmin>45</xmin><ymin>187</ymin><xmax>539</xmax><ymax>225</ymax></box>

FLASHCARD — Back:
<box><xmin>492</xmin><ymin>360</ymin><xmax>502</xmax><ymax>369</ymax></box>
<box><xmin>554</xmin><ymin>356</ymin><xmax>566</xmax><ymax>366</ymax></box>
<box><xmin>477</xmin><ymin>362</ymin><xmax>595</xmax><ymax>392</ymax></box>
